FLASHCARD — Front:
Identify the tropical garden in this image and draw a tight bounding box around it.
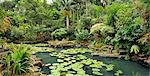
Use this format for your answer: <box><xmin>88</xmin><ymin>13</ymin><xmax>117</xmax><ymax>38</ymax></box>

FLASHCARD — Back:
<box><xmin>0</xmin><ymin>0</ymin><xmax>149</xmax><ymax>76</ymax></box>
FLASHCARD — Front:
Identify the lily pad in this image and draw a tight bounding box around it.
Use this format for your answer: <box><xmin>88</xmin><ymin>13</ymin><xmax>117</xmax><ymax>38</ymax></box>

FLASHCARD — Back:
<box><xmin>52</xmin><ymin>63</ymin><xmax>60</xmax><ymax>66</ymax></box>
<box><xmin>115</xmin><ymin>70</ymin><xmax>123</xmax><ymax>76</ymax></box>
<box><xmin>93</xmin><ymin>71</ymin><xmax>103</xmax><ymax>75</ymax></box>
<box><xmin>92</xmin><ymin>68</ymin><xmax>100</xmax><ymax>72</ymax></box>
<box><xmin>57</xmin><ymin>59</ymin><xmax>64</xmax><ymax>62</ymax></box>
<box><xmin>106</xmin><ymin>64</ymin><xmax>114</xmax><ymax>71</ymax></box>
<box><xmin>49</xmin><ymin>66</ymin><xmax>56</xmax><ymax>69</ymax></box>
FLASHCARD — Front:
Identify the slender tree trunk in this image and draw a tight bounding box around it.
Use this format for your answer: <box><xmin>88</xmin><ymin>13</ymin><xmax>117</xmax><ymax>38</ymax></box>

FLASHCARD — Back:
<box><xmin>77</xmin><ymin>10</ymin><xmax>79</xmax><ymax>21</ymax></box>
<box><xmin>66</xmin><ymin>15</ymin><xmax>69</xmax><ymax>29</ymax></box>
<box><xmin>79</xmin><ymin>9</ymin><xmax>81</xmax><ymax>20</ymax></box>
<box><xmin>73</xmin><ymin>10</ymin><xmax>75</xmax><ymax>24</ymax></box>
<box><xmin>86</xmin><ymin>1</ymin><xmax>88</xmax><ymax>16</ymax></box>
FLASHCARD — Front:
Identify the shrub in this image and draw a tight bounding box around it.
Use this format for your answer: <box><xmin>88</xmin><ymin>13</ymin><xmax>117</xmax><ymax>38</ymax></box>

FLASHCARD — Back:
<box><xmin>75</xmin><ymin>29</ymin><xmax>90</xmax><ymax>41</ymax></box>
<box><xmin>10</xmin><ymin>26</ymin><xmax>26</xmax><ymax>40</ymax></box>
<box><xmin>51</xmin><ymin>28</ymin><xmax>68</xmax><ymax>40</ymax></box>
<box><xmin>3</xmin><ymin>45</ymin><xmax>31</xmax><ymax>75</ymax></box>
<box><xmin>104</xmin><ymin>3</ymin><xmax>127</xmax><ymax>26</ymax></box>
<box><xmin>10</xmin><ymin>24</ymin><xmax>49</xmax><ymax>41</ymax></box>
<box><xmin>80</xmin><ymin>17</ymin><xmax>92</xmax><ymax>30</ymax></box>
<box><xmin>138</xmin><ymin>33</ymin><xmax>150</xmax><ymax>54</ymax></box>
<box><xmin>90</xmin><ymin>23</ymin><xmax>114</xmax><ymax>37</ymax></box>
<box><xmin>111</xmin><ymin>16</ymin><xmax>144</xmax><ymax>50</ymax></box>
<box><xmin>106</xmin><ymin>4</ymin><xmax>145</xmax><ymax>51</ymax></box>
<box><xmin>67</xmin><ymin>27</ymin><xmax>76</xmax><ymax>40</ymax></box>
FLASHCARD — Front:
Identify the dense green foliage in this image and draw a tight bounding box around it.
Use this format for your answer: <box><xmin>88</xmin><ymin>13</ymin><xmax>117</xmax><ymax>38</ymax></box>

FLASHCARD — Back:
<box><xmin>0</xmin><ymin>0</ymin><xmax>149</xmax><ymax>61</ymax></box>
<box><xmin>51</xmin><ymin>28</ymin><xmax>67</xmax><ymax>40</ymax></box>
<box><xmin>0</xmin><ymin>0</ymin><xmax>149</xmax><ymax>75</ymax></box>
<box><xmin>75</xmin><ymin>29</ymin><xmax>90</xmax><ymax>41</ymax></box>
<box><xmin>3</xmin><ymin>45</ymin><xmax>31</xmax><ymax>75</ymax></box>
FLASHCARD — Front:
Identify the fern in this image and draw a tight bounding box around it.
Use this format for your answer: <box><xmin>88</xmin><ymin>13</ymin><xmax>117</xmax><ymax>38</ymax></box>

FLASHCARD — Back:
<box><xmin>90</xmin><ymin>23</ymin><xmax>114</xmax><ymax>36</ymax></box>
<box><xmin>0</xmin><ymin>17</ymin><xmax>12</xmax><ymax>33</ymax></box>
<box><xmin>90</xmin><ymin>23</ymin><xmax>104</xmax><ymax>34</ymax></box>
<box><xmin>138</xmin><ymin>33</ymin><xmax>150</xmax><ymax>45</ymax></box>
<box><xmin>130</xmin><ymin>45</ymin><xmax>140</xmax><ymax>54</ymax></box>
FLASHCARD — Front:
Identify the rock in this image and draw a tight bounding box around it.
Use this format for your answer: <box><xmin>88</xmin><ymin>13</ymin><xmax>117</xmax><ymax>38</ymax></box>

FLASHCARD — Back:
<box><xmin>139</xmin><ymin>57</ymin><xmax>147</xmax><ymax>60</ymax></box>
<box><xmin>48</xmin><ymin>40</ymin><xmax>76</xmax><ymax>48</ymax></box>
<box><xmin>138</xmin><ymin>54</ymin><xmax>145</xmax><ymax>57</ymax></box>
<box><xmin>131</xmin><ymin>55</ymin><xmax>139</xmax><ymax>61</ymax></box>
<box><xmin>32</xmin><ymin>66</ymin><xmax>40</xmax><ymax>72</ymax></box>
<box><xmin>144</xmin><ymin>57</ymin><xmax>150</xmax><ymax>65</ymax></box>
<box><xmin>44</xmin><ymin>63</ymin><xmax>51</xmax><ymax>67</ymax></box>
<box><xmin>0</xmin><ymin>64</ymin><xmax>4</xmax><ymax>72</ymax></box>
<box><xmin>33</xmin><ymin>61</ymin><xmax>43</xmax><ymax>67</ymax></box>
<box><xmin>119</xmin><ymin>49</ymin><xmax>127</xmax><ymax>55</ymax></box>
<box><xmin>25</xmin><ymin>72</ymin><xmax>45</xmax><ymax>76</ymax></box>
<box><xmin>0</xmin><ymin>51</ymin><xmax>9</xmax><ymax>58</ymax></box>
<box><xmin>31</xmin><ymin>55</ymin><xmax>42</xmax><ymax>61</ymax></box>
<box><xmin>76</xmin><ymin>44</ymin><xmax>81</xmax><ymax>48</ymax></box>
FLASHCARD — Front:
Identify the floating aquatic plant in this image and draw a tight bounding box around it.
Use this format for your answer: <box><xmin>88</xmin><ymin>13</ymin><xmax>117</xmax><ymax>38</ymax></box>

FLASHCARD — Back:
<box><xmin>31</xmin><ymin>47</ymin><xmax>54</xmax><ymax>54</ymax></box>
<box><xmin>49</xmin><ymin>66</ymin><xmax>56</xmax><ymax>69</ymax></box>
<box><xmin>77</xmin><ymin>55</ymin><xmax>87</xmax><ymax>60</ymax></box>
<box><xmin>106</xmin><ymin>64</ymin><xmax>114</xmax><ymax>71</ymax></box>
<box><xmin>52</xmin><ymin>63</ymin><xmax>60</xmax><ymax>66</ymax></box>
<box><xmin>81</xmin><ymin>59</ymin><xmax>92</xmax><ymax>65</ymax></box>
<box><xmin>40</xmin><ymin>48</ymin><xmax>123</xmax><ymax>76</ymax></box>
<box><xmin>57</xmin><ymin>59</ymin><xmax>64</xmax><ymax>62</ymax></box>
<box><xmin>92</xmin><ymin>68</ymin><xmax>101</xmax><ymax>71</ymax></box>
<box><xmin>45</xmin><ymin>63</ymin><xmax>51</xmax><ymax>66</ymax></box>
<box><xmin>66</xmin><ymin>74</ymin><xmax>74</xmax><ymax>76</ymax></box>
<box><xmin>115</xmin><ymin>70</ymin><xmax>123</xmax><ymax>76</ymax></box>
<box><xmin>64</xmin><ymin>58</ymin><xmax>71</xmax><ymax>61</ymax></box>
<box><xmin>93</xmin><ymin>71</ymin><xmax>103</xmax><ymax>75</ymax></box>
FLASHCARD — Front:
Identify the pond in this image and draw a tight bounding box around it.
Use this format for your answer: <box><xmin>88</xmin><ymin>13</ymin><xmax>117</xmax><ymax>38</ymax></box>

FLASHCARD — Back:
<box><xmin>35</xmin><ymin>48</ymin><xmax>149</xmax><ymax>76</ymax></box>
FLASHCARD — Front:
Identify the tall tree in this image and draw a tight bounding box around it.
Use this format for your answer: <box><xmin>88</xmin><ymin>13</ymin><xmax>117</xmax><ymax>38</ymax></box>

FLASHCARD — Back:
<box><xmin>54</xmin><ymin>0</ymin><xmax>74</xmax><ymax>29</ymax></box>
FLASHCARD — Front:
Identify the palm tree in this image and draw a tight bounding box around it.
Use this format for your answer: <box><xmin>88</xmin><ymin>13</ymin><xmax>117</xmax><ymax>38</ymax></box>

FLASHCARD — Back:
<box><xmin>55</xmin><ymin>0</ymin><xmax>74</xmax><ymax>29</ymax></box>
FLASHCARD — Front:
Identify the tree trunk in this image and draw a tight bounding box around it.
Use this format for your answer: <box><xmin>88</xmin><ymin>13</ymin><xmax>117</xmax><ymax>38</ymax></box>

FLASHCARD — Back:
<box><xmin>143</xmin><ymin>11</ymin><xmax>149</xmax><ymax>33</ymax></box>
<box><xmin>86</xmin><ymin>1</ymin><xmax>88</xmax><ymax>16</ymax></box>
<box><xmin>73</xmin><ymin>10</ymin><xmax>75</xmax><ymax>24</ymax></box>
<box><xmin>77</xmin><ymin>10</ymin><xmax>79</xmax><ymax>21</ymax></box>
<box><xmin>66</xmin><ymin>15</ymin><xmax>69</xmax><ymax>29</ymax></box>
